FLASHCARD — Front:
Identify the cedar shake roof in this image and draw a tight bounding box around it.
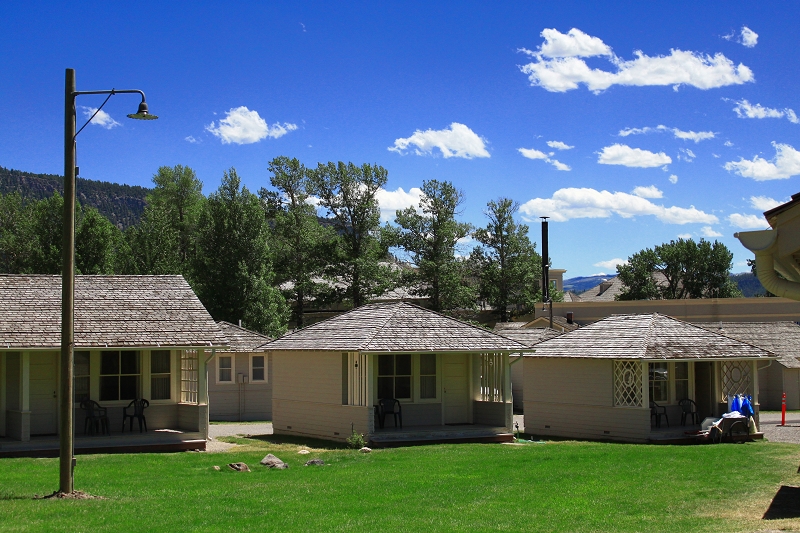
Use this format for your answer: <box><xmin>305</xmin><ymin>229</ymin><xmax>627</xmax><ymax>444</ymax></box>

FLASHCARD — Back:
<box><xmin>217</xmin><ymin>321</ymin><xmax>271</xmax><ymax>352</ymax></box>
<box><xmin>494</xmin><ymin>327</ymin><xmax>563</xmax><ymax>348</ymax></box>
<box><xmin>263</xmin><ymin>302</ymin><xmax>530</xmax><ymax>353</ymax></box>
<box><xmin>694</xmin><ymin>321</ymin><xmax>800</xmax><ymax>369</ymax></box>
<box><xmin>0</xmin><ymin>275</ymin><xmax>227</xmax><ymax>349</ymax></box>
<box><xmin>527</xmin><ymin>313</ymin><xmax>775</xmax><ymax>360</ymax></box>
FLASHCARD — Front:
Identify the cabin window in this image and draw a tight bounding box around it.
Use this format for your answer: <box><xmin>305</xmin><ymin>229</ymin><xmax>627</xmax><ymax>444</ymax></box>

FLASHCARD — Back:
<box><xmin>648</xmin><ymin>362</ymin><xmax>669</xmax><ymax>403</ymax></box>
<box><xmin>74</xmin><ymin>351</ymin><xmax>90</xmax><ymax>402</ymax></box>
<box><xmin>100</xmin><ymin>351</ymin><xmax>140</xmax><ymax>402</ymax></box>
<box><xmin>419</xmin><ymin>354</ymin><xmax>437</xmax><ymax>399</ymax></box>
<box><xmin>151</xmin><ymin>350</ymin><xmax>171</xmax><ymax>400</ymax></box>
<box><xmin>180</xmin><ymin>350</ymin><xmax>199</xmax><ymax>404</ymax></box>
<box><xmin>613</xmin><ymin>360</ymin><xmax>642</xmax><ymax>407</ymax></box>
<box><xmin>251</xmin><ymin>355</ymin><xmax>266</xmax><ymax>382</ymax></box>
<box><xmin>674</xmin><ymin>362</ymin><xmax>689</xmax><ymax>402</ymax></box>
<box><xmin>377</xmin><ymin>354</ymin><xmax>412</xmax><ymax>400</ymax></box>
<box><xmin>217</xmin><ymin>356</ymin><xmax>234</xmax><ymax>384</ymax></box>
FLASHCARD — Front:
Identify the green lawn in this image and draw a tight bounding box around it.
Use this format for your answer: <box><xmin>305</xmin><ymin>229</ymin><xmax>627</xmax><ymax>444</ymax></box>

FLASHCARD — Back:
<box><xmin>0</xmin><ymin>437</ymin><xmax>798</xmax><ymax>532</ymax></box>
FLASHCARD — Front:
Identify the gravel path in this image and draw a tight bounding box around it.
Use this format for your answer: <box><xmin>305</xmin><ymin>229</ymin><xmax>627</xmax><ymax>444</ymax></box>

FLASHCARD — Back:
<box><xmin>205</xmin><ymin>422</ymin><xmax>273</xmax><ymax>453</ymax></box>
<box><xmin>759</xmin><ymin>412</ymin><xmax>800</xmax><ymax>445</ymax></box>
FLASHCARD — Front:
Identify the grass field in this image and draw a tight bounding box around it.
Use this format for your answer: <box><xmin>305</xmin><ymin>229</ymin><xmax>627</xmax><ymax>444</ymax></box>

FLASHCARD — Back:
<box><xmin>0</xmin><ymin>436</ymin><xmax>798</xmax><ymax>532</ymax></box>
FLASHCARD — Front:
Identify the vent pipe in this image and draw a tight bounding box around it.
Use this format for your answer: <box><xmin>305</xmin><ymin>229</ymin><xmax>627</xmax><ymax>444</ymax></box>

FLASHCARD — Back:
<box><xmin>541</xmin><ymin>217</ymin><xmax>553</xmax><ymax>329</ymax></box>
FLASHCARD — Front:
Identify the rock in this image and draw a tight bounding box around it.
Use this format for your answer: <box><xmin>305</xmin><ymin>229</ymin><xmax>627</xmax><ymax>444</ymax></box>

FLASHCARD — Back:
<box><xmin>305</xmin><ymin>459</ymin><xmax>325</xmax><ymax>466</ymax></box>
<box><xmin>359</xmin><ymin>447</ymin><xmax>371</xmax><ymax>453</ymax></box>
<box><xmin>213</xmin><ymin>465</ymin><xmax>221</xmax><ymax>471</ymax></box>
<box><xmin>298</xmin><ymin>449</ymin><xmax>311</xmax><ymax>455</ymax></box>
<box><xmin>260</xmin><ymin>453</ymin><xmax>289</xmax><ymax>469</ymax></box>
<box><xmin>228</xmin><ymin>462</ymin><xmax>250</xmax><ymax>472</ymax></box>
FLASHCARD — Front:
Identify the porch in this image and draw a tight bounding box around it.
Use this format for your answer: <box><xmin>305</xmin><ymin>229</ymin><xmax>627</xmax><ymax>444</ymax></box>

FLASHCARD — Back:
<box><xmin>647</xmin><ymin>421</ymin><xmax>764</xmax><ymax>445</ymax></box>
<box><xmin>370</xmin><ymin>423</ymin><xmax>513</xmax><ymax>447</ymax></box>
<box><xmin>0</xmin><ymin>427</ymin><xmax>205</xmax><ymax>457</ymax></box>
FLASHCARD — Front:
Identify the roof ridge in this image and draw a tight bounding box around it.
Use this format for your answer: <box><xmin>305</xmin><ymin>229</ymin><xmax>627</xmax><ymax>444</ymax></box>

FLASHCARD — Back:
<box><xmin>217</xmin><ymin>320</ymin><xmax>272</xmax><ymax>340</ymax></box>
<box><xmin>358</xmin><ymin>302</ymin><xmax>406</xmax><ymax>350</ymax></box>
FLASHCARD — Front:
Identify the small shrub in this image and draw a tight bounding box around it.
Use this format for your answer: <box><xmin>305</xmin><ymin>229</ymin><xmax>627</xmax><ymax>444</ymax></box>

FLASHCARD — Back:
<box><xmin>346</xmin><ymin>429</ymin><xmax>366</xmax><ymax>449</ymax></box>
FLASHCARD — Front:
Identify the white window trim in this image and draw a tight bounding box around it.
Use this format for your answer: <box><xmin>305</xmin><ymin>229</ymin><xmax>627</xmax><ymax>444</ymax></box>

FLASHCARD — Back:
<box><xmin>149</xmin><ymin>349</ymin><xmax>173</xmax><ymax>403</ymax></box>
<box><xmin>648</xmin><ymin>361</ymin><xmax>694</xmax><ymax>405</ymax></box>
<box><xmin>216</xmin><ymin>354</ymin><xmax>236</xmax><ymax>385</ymax></box>
<box><xmin>414</xmin><ymin>353</ymin><xmax>440</xmax><ymax>403</ymax></box>
<box><xmin>249</xmin><ymin>354</ymin><xmax>267</xmax><ymax>383</ymax></box>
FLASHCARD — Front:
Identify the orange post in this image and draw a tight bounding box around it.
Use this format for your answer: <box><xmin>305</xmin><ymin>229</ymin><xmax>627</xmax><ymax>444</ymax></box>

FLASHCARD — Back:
<box><xmin>781</xmin><ymin>392</ymin><xmax>786</xmax><ymax>426</ymax></box>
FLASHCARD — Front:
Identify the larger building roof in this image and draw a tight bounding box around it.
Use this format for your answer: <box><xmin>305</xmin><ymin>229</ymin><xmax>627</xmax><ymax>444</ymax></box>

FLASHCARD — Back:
<box><xmin>528</xmin><ymin>313</ymin><xmax>775</xmax><ymax>360</ymax></box>
<box><xmin>263</xmin><ymin>302</ymin><xmax>530</xmax><ymax>353</ymax></box>
<box><xmin>694</xmin><ymin>321</ymin><xmax>800</xmax><ymax>369</ymax></box>
<box><xmin>217</xmin><ymin>321</ymin><xmax>271</xmax><ymax>352</ymax></box>
<box><xmin>0</xmin><ymin>275</ymin><xmax>227</xmax><ymax>349</ymax></box>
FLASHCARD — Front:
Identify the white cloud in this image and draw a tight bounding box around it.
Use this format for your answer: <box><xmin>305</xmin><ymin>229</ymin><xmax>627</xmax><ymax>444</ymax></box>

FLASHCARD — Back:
<box><xmin>632</xmin><ymin>185</ymin><xmax>663</xmax><ymax>198</ymax></box>
<box><xmin>724</xmin><ymin>141</ymin><xmax>734</xmax><ymax>147</ymax></box>
<box><xmin>728</xmin><ymin>213</ymin><xmax>770</xmax><ymax>229</ymax></box>
<box><xmin>669</xmin><ymin>174</ymin><xmax>679</xmax><ymax>184</ymax></box>
<box><xmin>618</xmin><ymin>125</ymin><xmax>714</xmax><ymax>142</ymax></box>
<box><xmin>519</xmin><ymin>187</ymin><xmax>718</xmax><ymax>225</ymax></box>
<box><xmin>518</xmin><ymin>147</ymin><xmax>571</xmax><ymax>171</ymax></box>
<box><xmin>597</xmin><ymin>144</ymin><xmax>671</xmax><ymax>167</ymax></box>
<box><xmin>185</xmin><ymin>136</ymin><xmax>199</xmax><ymax>144</ymax></box>
<box><xmin>375</xmin><ymin>186</ymin><xmax>424</xmax><ymax>221</ymax></box>
<box><xmin>546</xmin><ymin>140</ymin><xmax>574</xmax><ymax>150</ymax></box>
<box><xmin>750</xmin><ymin>195</ymin><xmax>782</xmax><ymax>211</ymax></box>
<box><xmin>519</xmin><ymin>28</ymin><xmax>754</xmax><ymax>93</ymax></box>
<box><xmin>677</xmin><ymin>148</ymin><xmax>696</xmax><ymax>162</ymax></box>
<box><xmin>677</xmin><ymin>233</ymin><xmax>693</xmax><ymax>239</ymax></box>
<box><xmin>593</xmin><ymin>258</ymin><xmax>628</xmax><ymax>270</ymax></box>
<box><xmin>81</xmin><ymin>106</ymin><xmax>120</xmax><ymax>129</ymax></box>
<box><xmin>206</xmin><ymin>106</ymin><xmax>297</xmax><ymax>144</ymax></box>
<box><xmin>724</xmin><ymin>142</ymin><xmax>800</xmax><ymax>180</ymax></box>
<box><xmin>730</xmin><ymin>99</ymin><xmax>799</xmax><ymax>123</ymax></box>
<box><xmin>700</xmin><ymin>226</ymin><xmax>723</xmax><ymax>237</ymax></box>
<box><xmin>388</xmin><ymin>123</ymin><xmax>490</xmax><ymax>159</ymax></box>
<box><xmin>740</xmin><ymin>27</ymin><xmax>758</xmax><ymax>48</ymax></box>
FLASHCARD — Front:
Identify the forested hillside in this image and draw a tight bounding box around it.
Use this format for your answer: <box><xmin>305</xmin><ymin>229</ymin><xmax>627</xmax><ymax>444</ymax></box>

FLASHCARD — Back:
<box><xmin>0</xmin><ymin>166</ymin><xmax>150</xmax><ymax>228</ymax></box>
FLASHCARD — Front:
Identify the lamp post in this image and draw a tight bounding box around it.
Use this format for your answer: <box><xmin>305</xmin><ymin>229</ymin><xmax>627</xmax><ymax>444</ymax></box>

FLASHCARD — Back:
<box><xmin>60</xmin><ymin>68</ymin><xmax>157</xmax><ymax>494</ymax></box>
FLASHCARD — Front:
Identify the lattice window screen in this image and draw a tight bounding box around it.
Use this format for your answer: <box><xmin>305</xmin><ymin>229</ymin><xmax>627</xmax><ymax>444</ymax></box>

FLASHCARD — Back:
<box><xmin>613</xmin><ymin>360</ymin><xmax>642</xmax><ymax>407</ymax></box>
<box><xmin>721</xmin><ymin>361</ymin><xmax>752</xmax><ymax>400</ymax></box>
<box><xmin>181</xmin><ymin>350</ymin><xmax>199</xmax><ymax>404</ymax></box>
<box><xmin>480</xmin><ymin>353</ymin><xmax>504</xmax><ymax>402</ymax></box>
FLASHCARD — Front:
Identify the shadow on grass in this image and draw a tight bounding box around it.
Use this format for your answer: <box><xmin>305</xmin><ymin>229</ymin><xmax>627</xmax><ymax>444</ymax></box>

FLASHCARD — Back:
<box><xmin>763</xmin><ymin>485</ymin><xmax>800</xmax><ymax>520</ymax></box>
<box><xmin>225</xmin><ymin>433</ymin><xmax>349</xmax><ymax>450</ymax></box>
<box><xmin>0</xmin><ymin>493</ymin><xmax>32</xmax><ymax>501</ymax></box>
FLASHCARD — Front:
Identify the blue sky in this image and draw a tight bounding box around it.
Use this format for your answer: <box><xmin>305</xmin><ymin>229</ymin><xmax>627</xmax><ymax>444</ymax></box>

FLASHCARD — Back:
<box><xmin>2</xmin><ymin>1</ymin><xmax>799</xmax><ymax>277</ymax></box>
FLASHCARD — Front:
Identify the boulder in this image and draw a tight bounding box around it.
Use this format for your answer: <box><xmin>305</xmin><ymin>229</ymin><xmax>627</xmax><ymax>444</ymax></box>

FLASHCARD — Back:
<box><xmin>359</xmin><ymin>447</ymin><xmax>372</xmax><ymax>453</ymax></box>
<box><xmin>305</xmin><ymin>459</ymin><xmax>325</xmax><ymax>466</ymax></box>
<box><xmin>228</xmin><ymin>462</ymin><xmax>250</xmax><ymax>472</ymax></box>
<box><xmin>260</xmin><ymin>453</ymin><xmax>289</xmax><ymax>469</ymax></box>
<box><xmin>298</xmin><ymin>449</ymin><xmax>311</xmax><ymax>455</ymax></box>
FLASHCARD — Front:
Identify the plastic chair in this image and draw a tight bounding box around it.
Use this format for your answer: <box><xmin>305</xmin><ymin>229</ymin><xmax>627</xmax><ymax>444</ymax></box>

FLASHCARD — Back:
<box><xmin>678</xmin><ymin>399</ymin><xmax>699</xmax><ymax>426</ymax></box>
<box><xmin>122</xmin><ymin>398</ymin><xmax>149</xmax><ymax>432</ymax></box>
<box><xmin>80</xmin><ymin>398</ymin><xmax>109</xmax><ymax>436</ymax></box>
<box><xmin>650</xmin><ymin>401</ymin><xmax>669</xmax><ymax>428</ymax></box>
<box><xmin>378</xmin><ymin>398</ymin><xmax>402</xmax><ymax>429</ymax></box>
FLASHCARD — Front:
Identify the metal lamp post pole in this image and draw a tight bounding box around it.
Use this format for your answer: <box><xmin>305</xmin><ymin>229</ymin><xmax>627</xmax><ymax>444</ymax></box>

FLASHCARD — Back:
<box><xmin>59</xmin><ymin>68</ymin><xmax>156</xmax><ymax>494</ymax></box>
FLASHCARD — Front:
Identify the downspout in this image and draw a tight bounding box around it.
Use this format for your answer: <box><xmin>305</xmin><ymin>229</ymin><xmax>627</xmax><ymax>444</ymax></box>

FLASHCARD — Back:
<box><xmin>752</xmin><ymin>252</ymin><xmax>800</xmax><ymax>300</ymax></box>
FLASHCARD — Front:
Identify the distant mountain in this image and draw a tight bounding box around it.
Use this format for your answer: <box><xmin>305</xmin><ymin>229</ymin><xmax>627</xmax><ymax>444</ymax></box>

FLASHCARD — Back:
<box><xmin>563</xmin><ymin>274</ymin><xmax>616</xmax><ymax>294</ymax></box>
<box><xmin>730</xmin><ymin>271</ymin><xmax>768</xmax><ymax>297</ymax></box>
<box><xmin>0</xmin><ymin>166</ymin><xmax>150</xmax><ymax>229</ymax></box>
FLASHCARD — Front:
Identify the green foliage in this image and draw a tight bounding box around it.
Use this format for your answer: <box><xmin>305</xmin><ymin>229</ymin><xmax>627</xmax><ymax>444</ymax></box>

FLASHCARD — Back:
<box><xmin>118</xmin><ymin>203</ymin><xmax>182</xmax><ymax>275</ymax></box>
<box><xmin>471</xmin><ymin>198</ymin><xmax>542</xmax><ymax>321</ymax></box>
<box><xmin>28</xmin><ymin>192</ymin><xmax>65</xmax><ymax>274</ymax></box>
<box><xmin>393</xmin><ymin>179</ymin><xmax>476</xmax><ymax>312</ymax></box>
<box><xmin>308</xmin><ymin>161</ymin><xmax>398</xmax><ymax>307</ymax></box>
<box><xmin>345</xmin><ymin>428</ymin><xmax>366</xmax><ymax>449</ymax></box>
<box><xmin>75</xmin><ymin>206</ymin><xmax>123</xmax><ymax>275</ymax></box>
<box><xmin>0</xmin><ymin>191</ymin><xmax>34</xmax><ymax>273</ymax></box>
<box><xmin>193</xmin><ymin>168</ymin><xmax>289</xmax><ymax>337</ymax></box>
<box><xmin>617</xmin><ymin>238</ymin><xmax>742</xmax><ymax>300</ymax></box>
<box><xmin>260</xmin><ymin>157</ymin><xmax>337</xmax><ymax>328</ymax></box>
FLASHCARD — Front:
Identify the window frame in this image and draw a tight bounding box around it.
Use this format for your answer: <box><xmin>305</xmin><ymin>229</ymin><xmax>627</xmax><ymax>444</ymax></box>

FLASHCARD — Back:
<box><xmin>647</xmin><ymin>361</ymin><xmax>694</xmax><ymax>405</ymax></box>
<box><xmin>74</xmin><ymin>350</ymin><xmax>91</xmax><ymax>403</ymax></box>
<box><xmin>99</xmin><ymin>350</ymin><xmax>141</xmax><ymax>403</ymax></box>
<box><xmin>372</xmin><ymin>353</ymin><xmax>441</xmax><ymax>404</ymax></box>
<box><xmin>216</xmin><ymin>354</ymin><xmax>235</xmax><ymax>385</ymax></box>
<box><xmin>250</xmin><ymin>354</ymin><xmax>267</xmax><ymax>383</ymax></box>
<box><xmin>150</xmin><ymin>350</ymin><xmax>172</xmax><ymax>402</ymax></box>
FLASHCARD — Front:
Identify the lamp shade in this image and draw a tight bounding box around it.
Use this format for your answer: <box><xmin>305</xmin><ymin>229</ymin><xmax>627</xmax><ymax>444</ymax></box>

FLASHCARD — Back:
<box><xmin>127</xmin><ymin>101</ymin><xmax>158</xmax><ymax>120</ymax></box>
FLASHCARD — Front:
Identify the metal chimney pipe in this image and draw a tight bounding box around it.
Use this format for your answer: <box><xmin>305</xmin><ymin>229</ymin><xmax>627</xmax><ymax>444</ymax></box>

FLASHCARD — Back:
<box><xmin>541</xmin><ymin>217</ymin><xmax>552</xmax><ymax>328</ymax></box>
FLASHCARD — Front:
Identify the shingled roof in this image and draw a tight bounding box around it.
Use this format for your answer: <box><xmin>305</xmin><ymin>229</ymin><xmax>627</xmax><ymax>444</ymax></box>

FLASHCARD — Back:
<box><xmin>263</xmin><ymin>302</ymin><xmax>530</xmax><ymax>352</ymax></box>
<box><xmin>494</xmin><ymin>327</ymin><xmax>563</xmax><ymax>348</ymax></box>
<box><xmin>0</xmin><ymin>275</ymin><xmax>227</xmax><ymax>349</ymax></box>
<box><xmin>694</xmin><ymin>321</ymin><xmax>800</xmax><ymax>369</ymax></box>
<box><xmin>527</xmin><ymin>313</ymin><xmax>776</xmax><ymax>360</ymax></box>
<box><xmin>217</xmin><ymin>321</ymin><xmax>271</xmax><ymax>352</ymax></box>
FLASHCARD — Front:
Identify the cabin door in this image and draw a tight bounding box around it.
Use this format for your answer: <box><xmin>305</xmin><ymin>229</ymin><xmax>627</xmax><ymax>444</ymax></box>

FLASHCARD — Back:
<box><xmin>694</xmin><ymin>362</ymin><xmax>713</xmax><ymax>421</ymax></box>
<box><xmin>30</xmin><ymin>352</ymin><xmax>58</xmax><ymax>435</ymax></box>
<box><xmin>443</xmin><ymin>354</ymin><xmax>469</xmax><ymax>424</ymax></box>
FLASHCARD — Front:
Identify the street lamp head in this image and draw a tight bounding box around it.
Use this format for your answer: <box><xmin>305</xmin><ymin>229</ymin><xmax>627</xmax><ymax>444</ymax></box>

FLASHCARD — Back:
<box><xmin>127</xmin><ymin>101</ymin><xmax>158</xmax><ymax>120</ymax></box>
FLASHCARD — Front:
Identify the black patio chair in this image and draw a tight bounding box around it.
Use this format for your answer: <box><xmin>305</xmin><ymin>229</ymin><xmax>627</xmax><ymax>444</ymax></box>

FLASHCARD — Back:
<box><xmin>679</xmin><ymin>398</ymin><xmax>699</xmax><ymax>426</ymax></box>
<box><xmin>378</xmin><ymin>398</ymin><xmax>402</xmax><ymax>429</ymax></box>
<box><xmin>650</xmin><ymin>400</ymin><xmax>669</xmax><ymax>428</ymax></box>
<box><xmin>122</xmin><ymin>398</ymin><xmax>149</xmax><ymax>433</ymax></box>
<box><xmin>80</xmin><ymin>398</ymin><xmax>109</xmax><ymax>436</ymax></box>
